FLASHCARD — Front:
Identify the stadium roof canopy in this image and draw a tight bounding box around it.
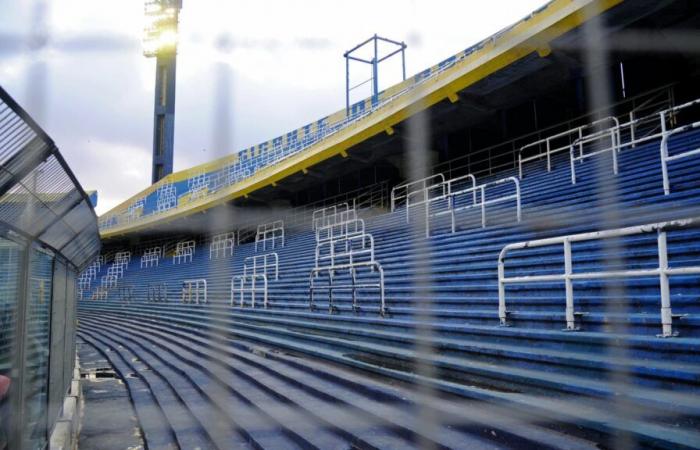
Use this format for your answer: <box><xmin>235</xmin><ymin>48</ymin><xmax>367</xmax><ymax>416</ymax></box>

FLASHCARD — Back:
<box><xmin>99</xmin><ymin>0</ymin><xmax>698</xmax><ymax>240</ymax></box>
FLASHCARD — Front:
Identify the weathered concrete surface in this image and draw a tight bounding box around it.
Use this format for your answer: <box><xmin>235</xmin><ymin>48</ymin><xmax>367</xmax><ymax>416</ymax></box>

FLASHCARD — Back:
<box><xmin>77</xmin><ymin>338</ymin><xmax>144</xmax><ymax>450</ymax></box>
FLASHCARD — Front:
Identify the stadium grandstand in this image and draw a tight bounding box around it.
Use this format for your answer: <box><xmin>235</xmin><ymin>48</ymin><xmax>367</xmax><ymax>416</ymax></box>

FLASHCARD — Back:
<box><xmin>6</xmin><ymin>0</ymin><xmax>700</xmax><ymax>448</ymax></box>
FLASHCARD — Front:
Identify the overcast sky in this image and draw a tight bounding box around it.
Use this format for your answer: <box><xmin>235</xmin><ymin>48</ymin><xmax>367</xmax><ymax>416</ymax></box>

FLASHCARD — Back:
<box><xmin>0</xmin><ymin>0</ymin><xmax>547</xmax><ymax>214</ymax></box>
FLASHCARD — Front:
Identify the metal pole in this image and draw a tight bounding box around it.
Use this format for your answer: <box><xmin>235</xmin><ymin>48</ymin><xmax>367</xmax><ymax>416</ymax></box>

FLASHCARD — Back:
<box><xmin>372</xmin><ymin>35</ymin><xmax>379</xmax><ymax>105</ymax></box>
<box><xmin>345</xmin><ymin>55</ymin><xmax>350</xmax><ymax>115</ymax></box>
<box><xmin>401</xmin><ymin>43</ymin><xmax>406</xmax><ymax>80</ymax></box>
<box><xmin>564</xmin><ymin>239</ymin><xmax>576</xmax><ymax>330</ymax></box>
<box><xmin>658</xmin><ymin>231</ymin><xmax>673</xmax><ymax>337</ymax></box>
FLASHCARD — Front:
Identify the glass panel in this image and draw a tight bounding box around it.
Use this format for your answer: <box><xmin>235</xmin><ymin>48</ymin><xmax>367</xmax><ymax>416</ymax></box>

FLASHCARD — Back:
<box><xmin>0</xmin><ymin>237</ymin><xmax>21</xmax><ymax>450</ymax></box>
<box><xmin>22</xmin><ymin>247</ymin><xmax>53</xmax><ymax>450</ymax></box>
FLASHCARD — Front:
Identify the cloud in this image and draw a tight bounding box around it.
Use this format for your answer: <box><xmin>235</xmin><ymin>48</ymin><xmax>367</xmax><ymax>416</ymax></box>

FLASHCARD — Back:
<box><xmin>0</xmin><ymin>0</ymin><xmax>549</xmax><ymax>216</ymax></box>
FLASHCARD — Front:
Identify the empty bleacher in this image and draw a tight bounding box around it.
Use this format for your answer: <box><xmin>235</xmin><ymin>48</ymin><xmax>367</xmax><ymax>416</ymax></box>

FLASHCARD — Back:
<box><xmin>78</xmin><ymin>108</ymin><xmax>700</xmax><ymax>448</ymax></box>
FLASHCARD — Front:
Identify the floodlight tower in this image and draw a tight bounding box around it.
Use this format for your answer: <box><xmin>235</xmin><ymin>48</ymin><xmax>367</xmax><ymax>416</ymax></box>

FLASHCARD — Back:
<box><xmin>143</xmin><ymin>0</ymin><xmax>182</xmax><ymax>184</ymax></box>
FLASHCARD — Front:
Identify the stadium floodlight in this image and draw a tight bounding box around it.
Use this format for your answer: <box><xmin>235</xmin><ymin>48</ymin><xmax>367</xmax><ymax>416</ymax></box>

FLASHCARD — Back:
<box><xmin>142</xmin><ymin>0</ymin><xmax>181</xmax><ymax>57</ymax></box>
<box><xmin>143</xmin><ymin>0</ymin><xmax>183</xmax><ymax>184</ymax></box>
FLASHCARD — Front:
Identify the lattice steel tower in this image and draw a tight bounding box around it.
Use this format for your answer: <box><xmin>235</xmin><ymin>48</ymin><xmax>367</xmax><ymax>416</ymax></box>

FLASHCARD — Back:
<box><xmin>143</xmin><ymin>0</ymin><xmax>182</xmax><ymax>183</ymax></box>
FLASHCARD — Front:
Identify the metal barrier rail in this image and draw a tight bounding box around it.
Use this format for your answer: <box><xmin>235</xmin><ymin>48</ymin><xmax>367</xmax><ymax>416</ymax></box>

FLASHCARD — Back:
<box><xmin>315</xmin><ymin>232</ymin><xmax>375</xmax><ymax>268</ymax></box>
<box><xmin>244</xmin><ymin>253</ymin><xmax>279</xmax><ymax>281</ymax></box>
<box><xmin>310</xmin><ymin>261</ymin><xmax>386</xmax><ymax>316</ymax></box>
<box><xmin>518</xmin><ymin>116</ymin><xmax>619</xmax><ymax>180</ymax></box>
<box><xmin>173</xmin><ymin>240</ymin><xmax>195</xmax><ymax>264</ymax></box>
<box><xmin>312</xmin><ymin>203</ymin><xmax>350</xmax><ymax>230</ymax></box>
<box><xmin>106</xmin><ymin>264</ymin><xmax>124</xmax><ymax>279</ymax></box>
<box><xmin>391</xmin><ymin>173</ymin><xmax>446</xmax><ymax>212</ymax></box>
<box><xmin>569</xmin><ymin>124</ymin><xmax>620</xmax><ymax>184</ymax></box>
<box><xmin>404</xmin><ymin>173</ymin><xmax>476</xmax><ymax>224</ymax></box>
<box><xmin>230</xmin><ymin>274</ymin><xmax>268</xmax><ymax>308</ymax></box>
<box><xmin>210</xmin><ymin>232</ymin><xmax>235</xmax><ymax>259</ymax></box>
<box><xmin>316</xmin><ymin>215</ymin><xmax>365</xmax><ymax>244</ymax></box>
<box><xmin>659</xmin><ymin>98</ymin><xmax>700</xmax><ymax>195</ymax></box>
<box><xmin>114</xmin><ymin>251</ymin><xmax>131</xmax><ymax>264</ymax></box>
<box><xmin>497</xmin><ymin>217</ymin><xmax>700</xmax><ymax>337</ymax></box>
<box><xmin>100</xmin><ymin>275</ymin><xmax>117</xmax><ymax>289</ymax></box>
<box><xmin>147</xmin><ymin>283</ymin><xmax>168</xmax><ymax>303</ymax></box>
<box><xmin>140</xmin><ymin>246</ymin><xmax>162</xmax><ymax>268</ymax></box>
<box><xmin>93</xmin><ymin>286</ymin><xmax>109</xmax><ymax>301</ymax></box>
<box><xmin>416</xmin><ymin>176</ymin><xmax>521</xmax><ymax>237</ymax></box>
<box><xmin>181</xmin><ymin>279</ymin><xmax>207</xmax><ymax>304</ymax></box>
<box><xmin>118</xmin><ymin>285</ymin><xmax>134</xmax><ymax>304</ymax></box>
<box><xmin>518</xmin><ymin>116</ymin><xmax>619</xmax><ymax>178</ymax></box>
<box><xmin>255</xmin><ymin>220</ymin><xmax>285</xmax><ymax>252</ymax></box>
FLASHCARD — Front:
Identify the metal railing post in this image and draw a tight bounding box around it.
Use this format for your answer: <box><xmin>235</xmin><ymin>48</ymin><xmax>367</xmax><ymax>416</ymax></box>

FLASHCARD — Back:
<box><xmin>563</xmin><ymin>239</ymin><xmax>576</xmax><ymax>330</ymax></box>
<box><xmin>657</xmin><ymin>231</ymin><xmax>673</xmax><ymax>337</ymax></box>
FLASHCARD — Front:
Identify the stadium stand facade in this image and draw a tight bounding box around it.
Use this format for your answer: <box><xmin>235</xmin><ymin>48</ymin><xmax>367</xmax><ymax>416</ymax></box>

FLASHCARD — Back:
<box><xmin>0</xmin><ymin>86</ymin><xmax>101</xmax><ymax>450</ymax></box>
<box><xmin>80</xmin><ymin>0</ymin><xmax>700</xmax><ymax>448</ymax></box>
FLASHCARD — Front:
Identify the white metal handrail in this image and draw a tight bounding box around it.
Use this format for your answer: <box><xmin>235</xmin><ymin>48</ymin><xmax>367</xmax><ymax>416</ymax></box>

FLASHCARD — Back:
<box><xmin>140</xmin><ymin>246</ymin><xmax>161</xmax><ymax>268</ymax></box>
<box><xmin>391</xmin><ymin>173</ymin><xmax>446</xmax><ymax>211</ymax></box>
<box><xmin>148</xmin><ymin>283</ymin><xmax>167</xmax><ymax>303</ymax></box>
<box><xmin>231</xmin><ymin>274</ymin><xmax>268</xmax><ymax>308</ymax></box>
<box><xmin>100</xmin><ymin>275</ymin><xmax>117</xmax><ymax>289</ymax></box>
<box><xmin>405</xmin><ymin>173</ymin><xmax>477</xmax><ymax>224</ymax></box>
<box><xmin>660</xmin><ymin>119</ymin><xmax>700</xmax><ymax>195</ymax></box>
<box><xmin>210</xmin><ymin>232</ymin><xmax>235</xmax><ymax>259</ymax></box>
<box><xmin>315</xmin><ymin>232</ymin><xmax>375</xmax><ymax>268</ymax></box>
<box><xmin>181</xmin><ymin>279</ymin><xmax>207</xmax><ymax>304</ymax></box>
<box><xmin>173</xmin><ymin>240</ymin><xmax>196</xmax><ymax>264</ymax></box>
<box><xmin>118</xmin><ymin>285</ymin><xmax>133</xmax><ymax>304</ymax></box>
<box><xmin>312</xmin><ymin>203</ymin><xmax>350</xmax><ymax>230</ymax></box>
<box><xmin>569</xmin><ymin>123</ymin><xmax>620</xmax><ymax>184</ymax></box>
<box><xmin>498</xmin><ymin>217</ymin><xmax>700</xmax><ymax>337</ymax></box>
<box><xmin>244</xmin><ymin>253</ymin><xmax>279</xmax><ymax>281</ymax></box>
<box><xmin>255</xmin><ymin>220</ymin><xmax>285</xmax><ymax>252</ymax></box>
<box><xmin>310</xmin><ymin>261</ymin><xmax>386</xmax><ymax>316</ymax></box>
<box><xmin>420</xmin><ymin>176</ymin><xmax>521</xmax><ymax>237</ymax></box>
<box><xmin>316</xmin><ymin>216</ymin><xmax>365</xmax><ymax>244</ymax></box>
<box><xmin>114</xmin><ymin>251</ymin><xmax>131</xmax><ymax>265</ymax></box>
<box><xmin>519</xmin><ymin>116</ymin><xmax>619</xmax><ymax>178</ymax></box>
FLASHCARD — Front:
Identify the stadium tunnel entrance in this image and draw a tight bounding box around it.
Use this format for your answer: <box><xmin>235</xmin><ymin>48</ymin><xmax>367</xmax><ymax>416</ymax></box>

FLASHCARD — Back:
<box><xmin>102</xmin><ymin>0</ymin><xmax>700</xmax><ymax>251</ymax></box>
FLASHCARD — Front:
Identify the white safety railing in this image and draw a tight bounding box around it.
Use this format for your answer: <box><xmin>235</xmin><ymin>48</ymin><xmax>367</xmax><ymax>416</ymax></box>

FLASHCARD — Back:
<box><xmin>231</xmin><ymin>274</ymin><xmax>268</xmax><ymax>308</ymax></box>
<box><xmin>518</xmin><ymin>116</ymin><xmax>619</xmax><ymax>178</ymax></box>
<box><xmin>316</xmin><ymin>214</ymin><xmax>365</xmax><ymax>244</ymax></box>
<box><xmin>391</xmin><ymin>173</ymin><xmax>446</xmax><ymax>211</ymax></box>
<box><xmin>569</xmin><ymin>121</ymin><xmax>621</xmax><ymax>184</ymax></box>
<box><xmin>255</xmin><ymin>220</ymin><xmax>285</xmax><ymax>252</ymax></box>
<box><xmin>659</xmin><ymin>99</ymin><xmax>700</xmax><ymax>195</ymax></box>
<box><xmin>93</xmin><ymin>286</ymin><xmax>109</xmax><ymax>301</ymax></box>
<box><xmin>148</xmin><ymin>283</ymin><xmax>167</xmax><ymax>303</ymax></box>
<box><xmin>209</xmin><ymin>232</ymin><xmax>235</xmax><ymax>259</ymax></box>
<box><xmin>414</xmin><ymin>176</ymin><xmax>520</xmax><ymax>237</ymax></box>
<box><xmin>244</xmin><ymin>253</ymin><xmax>279</xmax><ymax>281</ymax></box>
<box><xmin>140</xmin><ymin>246</ymin><xmax>162</xmax><ymax>268</ymax></box>
<box><xmin>100</xmin><ymin>274</ymin><xmax>117</xmax><ymax>289</ymax></box>
<box><xmin>173</xmin><ymin>240</ymin><xmax>196</xmax><ymax>264</ymax></box>
<box><xmin>118</xmin><ymin>285</ymin><xmax>133</xmax><ymax>304</ymax></box>
<box><xmin>181</xmin><ymin>279</ymin><xmax>207</xmax><ymax>304</ymax></box>
<box><xmin>498</xmin><ymin>218</ymin><xmax>700</xmax><ymax>337</ymax></box>
<box><xmin>310</xmin><ymin>261</ymin><xmax>386</xmax><ymax>316</ymax></box>
<box><xmin>114</xmin><ymin>251</ymin><xmax>131</xmax><ymax>265</ymax></box>
<box><xmin>404</xmin><ymin>174</ymin><xmax>476</xmax><ymax>224</ymax></box>
<box><xmin>312</xmin><ymin>203</ymin><xmax>350</xmax><ymax>230</ymax></box>
<box><xmin>106</xmin><ymin>264</ymin><xmax>124</xmax><ymax>279</ymax></box>
<box><xmin>315</xmin><ymin>232</ymin><xmax>375</xmax><ymax>269</ymax></box>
